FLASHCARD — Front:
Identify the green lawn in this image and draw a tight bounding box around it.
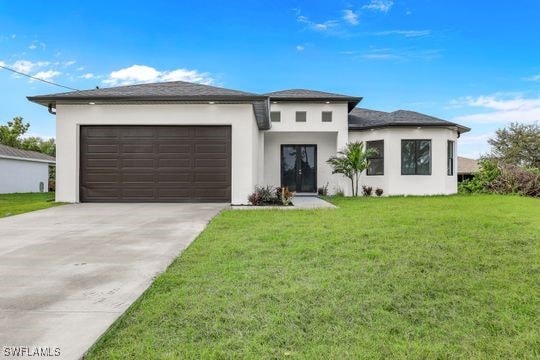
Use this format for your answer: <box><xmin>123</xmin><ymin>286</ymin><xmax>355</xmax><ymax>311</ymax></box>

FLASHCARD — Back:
<box><xmin>0</xmin><ymin>192</ymin><xmax>61</xmax><ymax>218</ymax></box>
<box><xmin>87</xmin><ymin>195</ymin><xmax>540</xmax><ymax>359</ymax></box>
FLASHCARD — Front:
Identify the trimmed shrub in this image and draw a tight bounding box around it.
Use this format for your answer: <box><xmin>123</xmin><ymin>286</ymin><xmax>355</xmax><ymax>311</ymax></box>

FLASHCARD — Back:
<box><xmin>362</xmin><ymin>185</ymin><xmax>373</xmax><ymax>196</ymax></box>
<box><xmin>375</xmin><ymin>188</ymin><xmax>384</xmax><ymax>197</ymax></box>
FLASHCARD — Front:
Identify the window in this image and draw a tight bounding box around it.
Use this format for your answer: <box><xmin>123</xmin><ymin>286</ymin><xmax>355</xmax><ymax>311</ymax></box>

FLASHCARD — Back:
<box><xmin>270</xmin><ymin>111</ymin><xmax>281</xmax><ymax>122</ymax></box>
<box><xmin>401</xmin><ymin>139</ymin><xmax>431</xmax><ymax>175</ymax></box>
<box><xmin>322</xmin><ymin>111</ymin><xmax>332</xmax><ymax>122</ymax></box>
<box><xmin>447</xmin><ymin>140</ymin><xmax>454</xmax><ymax>175</ymax></box>
<box><xmin>296</xmin><ymin>111</ymin><xmax>307</xmax><ymax>122</ymax></box>
<box><xmin>366</xmin><ymin>140</ymin><xmax>384</xmax><ymax>175</ymax></box>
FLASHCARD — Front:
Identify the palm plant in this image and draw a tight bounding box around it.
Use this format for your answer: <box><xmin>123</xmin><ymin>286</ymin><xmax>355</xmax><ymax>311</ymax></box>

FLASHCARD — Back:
<box><xmin>327</xmin><ymin>141</ymin><xmax>372</xmax><ymax>196</ymax></box>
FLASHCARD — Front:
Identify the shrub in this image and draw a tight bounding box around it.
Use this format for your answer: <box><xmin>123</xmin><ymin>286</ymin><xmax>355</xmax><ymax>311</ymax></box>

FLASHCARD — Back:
<box><xmin>362</xmin><ymin>185</ymin><xmax>373</xmax><ymax>196</ymax></box>
<box><xmin>375</xmin><ymin>188</ymin><xmax>384</xmax><ymax>197</ymax></box>
<box><xmin>459</xmin><ymin>159</ymin><xmax>540</xmax><ymax>198</ymax></box>
<box><xmin>276</xmin><ymin>187</ymin><xmax>295</xmax><ymax>206</ymax></box>
<box><xmin>317</xmin><ymin>182</ymin><xmax>329</xmax><ymax>196</ymax></box>
<box><xmin>334</xmin><ymin>187</ymin><xmax>345</xmax><ymax>197</ymax></box>
<box><xmin>248</xmin><ymin>185</ymin><xmax>295</xmax><ymax>206</ymax></box>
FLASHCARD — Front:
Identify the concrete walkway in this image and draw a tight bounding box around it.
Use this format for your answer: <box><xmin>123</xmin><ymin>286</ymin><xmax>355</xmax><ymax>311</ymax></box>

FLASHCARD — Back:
<box><xmin>0</xmin><ymin>203</ymin><xmax>224</xmax><ymax>359</ymax></box>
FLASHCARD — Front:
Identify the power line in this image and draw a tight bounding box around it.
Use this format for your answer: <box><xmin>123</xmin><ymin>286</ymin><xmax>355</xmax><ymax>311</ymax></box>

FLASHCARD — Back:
<box><xmin>0</xmin><ymin>64</ymin><xmax>80</xmax><ymax>91</ymax></box>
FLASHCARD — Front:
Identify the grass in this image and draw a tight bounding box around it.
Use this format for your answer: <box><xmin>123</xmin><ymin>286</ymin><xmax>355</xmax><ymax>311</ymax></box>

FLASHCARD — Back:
<box><xmin>0</xmin><ymin>192</ymin><xmax>61</xmax><ymax>218</ymax></box>
<box><xmin>86</xmin><ymin>195</ymin><xmax>540</xmax><ymax>359</ymax></box>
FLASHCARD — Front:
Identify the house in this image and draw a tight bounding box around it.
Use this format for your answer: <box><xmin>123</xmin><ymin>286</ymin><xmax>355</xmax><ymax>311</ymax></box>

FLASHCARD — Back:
<box><xmin>457</xmin><ymin>156</ymin><xmax>480</xmax><ymax>182</ymax></box>
<box><xmin>27</xmin><ymin>81</ymin><xmax>470</xmax><ymax>204</ymax></box>
<box><xmin>0</xmin><ymin>144</ymin><xmax>55</xmax><ymax>194</ymax></box>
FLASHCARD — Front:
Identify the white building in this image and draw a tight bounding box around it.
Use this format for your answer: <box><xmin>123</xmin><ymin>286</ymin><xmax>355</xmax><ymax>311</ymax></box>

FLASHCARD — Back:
<box><xmin>0</xmin><ymin>144</ymin><xmax>55</xmax><ymax>194</ymax></box>
<box><xmin>28</xmin><ymin>81</ymin><xmax>469</xmax><ymax>204</ymax></box>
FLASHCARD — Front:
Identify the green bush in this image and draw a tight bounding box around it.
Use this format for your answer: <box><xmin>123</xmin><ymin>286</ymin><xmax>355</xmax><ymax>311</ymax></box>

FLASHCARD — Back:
<box><xmin>459</xmin><ymin>159</ymin><xmax>540</xmax><ymax>197</ymax></box>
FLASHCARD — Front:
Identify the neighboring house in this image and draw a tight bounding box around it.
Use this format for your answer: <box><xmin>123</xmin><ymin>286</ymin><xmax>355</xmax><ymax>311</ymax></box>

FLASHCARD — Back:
<box><xmin>28</xmin><ymin>81</ymin><xmax>470</xmax><ymax>204</ymax></box>
<box><xmin>0</xmin><ymin>144</ymin><xmax>55</xmax><ymax>194</ymax></box>
<box><xmin>457</xmin><ymin>156</ymin><xmax>480</xmax><ymax>182</ymax></box>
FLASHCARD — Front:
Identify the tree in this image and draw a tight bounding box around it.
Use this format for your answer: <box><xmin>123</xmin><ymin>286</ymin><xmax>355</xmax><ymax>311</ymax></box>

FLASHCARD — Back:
<box><xmin>327</xmin><ymin>141</ymin><xmax>372</xmax><ymax>196</ymax></box>
<box><xmin>488</xmin><ymin>122</ymin><xmax>540</xmax><ymax>169</ymax></box>
<box><xmin>0</xmin><ymin>116</ymin><xmax>30</xmax><ymax>148</ymax></box>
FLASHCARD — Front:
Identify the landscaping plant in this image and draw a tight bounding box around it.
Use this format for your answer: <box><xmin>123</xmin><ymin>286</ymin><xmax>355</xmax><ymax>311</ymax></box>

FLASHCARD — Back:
<box><xmin>327</xmin><ymin>141</ymin><xmax>372</xmax><ymax>196</ymax></box>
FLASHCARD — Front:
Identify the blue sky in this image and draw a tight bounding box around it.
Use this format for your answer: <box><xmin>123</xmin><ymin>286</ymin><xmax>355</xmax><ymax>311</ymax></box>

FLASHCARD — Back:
<box><xmin>1</xmin><ymin>0</ymin><xmax>539</xmax><ymax>157</ymax></box>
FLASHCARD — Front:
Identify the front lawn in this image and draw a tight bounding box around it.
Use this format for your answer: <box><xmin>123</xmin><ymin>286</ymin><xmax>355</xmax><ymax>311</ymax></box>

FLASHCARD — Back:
<box><xmin>0</xmin><ymin>192</ymin><xmax>60</xmax><ymax>218</ymax></box>
<box><xmin>87</xmin><ymin>195</ymin><xmax>540</xmax><ymax>359</ymax></box>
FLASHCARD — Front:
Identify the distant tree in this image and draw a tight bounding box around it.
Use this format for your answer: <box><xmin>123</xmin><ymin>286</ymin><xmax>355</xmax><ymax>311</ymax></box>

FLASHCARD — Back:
<box><xmin>21</xmin><ymin>137</ymin><xmax>56</xmax><ymax>157</ymax></box>
<box><xmin>0</xmin><ymin>116</ymin><xmax>30</xmax><ymax>148</ymax></box>
<box><xmin>488</xmin><ymin>122</ymin><xmax>540</xmax><ymax>169</ymax></box>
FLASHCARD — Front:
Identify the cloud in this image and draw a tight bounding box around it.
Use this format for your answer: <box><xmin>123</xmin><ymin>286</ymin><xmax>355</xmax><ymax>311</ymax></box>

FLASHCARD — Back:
<box><xmin>80</xmin><ymin>73</ymin><xmax>95</xmax><ymax>79</ymax></box>
<box><xmin>373</xmin><ymin>30</ymin><xmax>431</xmax><ymax>38</ymax></box>
<box><xmin>28</xmin><ymin>43</ymin><xmax>36</xmax><ymax>50</ymax></box>
<box><xmin>102</xmin><ymin>65</ymin><xmax>214</xmax><ymax>86</ymax></box>
<box><xmin>33</xmin><ymin>70</ymin><xmax>61</xmax><ymax>81</ymax></box>
<box><xmin>343</xmin><ymin>9</ymin><xmax>359</xmax><ymax>25</ymax></box>
<box><xmin>28</xmin><ymin>41</ymin><xmax>46</xmax><ymax>50</ymax></box>
<box><xmin>350</xmin><ymin>48</ymin><xmax>442</xmax><ymax>61</ymax></box>
<box><xmin>452</xmin><ymin>94</ymin><xmax>540</xmax><ymax>123</ymax></box>
<box><xmin>525</xmin><ymin>74</ymin><xmax>540</xmax><ymax>81</ymax></box>
<box><xmin>362</xmin><ymin>0</ymin><xmax>393</xmax><ymax>13</ymax></box>
<box><xmin>295</xmin><ymin>11</ymin><xmax>339</xmax><ymax>32</ymax></box>
<box><xmin>296</xmin><ymin>45</ymin><xmax>305</xmax><ymax>51</ymax></box>
<box><xmin>10</xmin><ymin>60</ymin><xmax>49</xmax><ymax>73</ymax></box>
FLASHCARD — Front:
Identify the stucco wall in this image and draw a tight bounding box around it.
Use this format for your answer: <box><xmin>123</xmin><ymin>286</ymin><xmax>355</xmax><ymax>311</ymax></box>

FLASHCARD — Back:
<box><xmin>0</xmin><ymin>158</ymin><xmax>49</xmax><ymax>194</ymax></box>
<box><xmin>349</xmin><ymin>127</ymin><xmax>458</xmax><ymax>195</ymax></box>
<box><xmin>55</xmin><ymin>103</ymin><xmax>259</xmax><ymax>204</ymax></box>
<box><xmin>263</xmin><ymin>132</ymin><xmax>340</xmax><ymax>193</ymax></box>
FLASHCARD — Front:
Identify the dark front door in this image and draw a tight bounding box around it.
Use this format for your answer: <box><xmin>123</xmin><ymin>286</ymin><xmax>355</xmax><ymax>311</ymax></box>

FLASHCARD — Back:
<box><xmin>281</xmin><ymin>145</ymin><xmax>317</xmax><ymax>192</ymax></box>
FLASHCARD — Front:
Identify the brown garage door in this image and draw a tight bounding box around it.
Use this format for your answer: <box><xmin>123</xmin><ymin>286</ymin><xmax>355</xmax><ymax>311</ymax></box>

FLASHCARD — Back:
<box><xmin>80</xmin><ymin>125</ymin><xmax>231</xmax><ymax>202</ymax></box>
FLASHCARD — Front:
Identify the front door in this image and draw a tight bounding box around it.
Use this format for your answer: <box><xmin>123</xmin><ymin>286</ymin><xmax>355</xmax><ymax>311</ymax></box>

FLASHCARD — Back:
<box><xmin>281</xmin><ymin>145</ymin><xmax>317</xmax><ymax>192</ymax></box>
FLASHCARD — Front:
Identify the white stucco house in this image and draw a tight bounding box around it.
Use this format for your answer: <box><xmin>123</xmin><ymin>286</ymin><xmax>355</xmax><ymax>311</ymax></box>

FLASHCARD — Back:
<box><xmin>28</xmin><ymin>81</ymin><xmax>470</xmax><ymax>204</ymax></box>
<box><xmin>0</xmin><ymin>144</ymin><xmax>55</xmax><ymax>194</ymax></box>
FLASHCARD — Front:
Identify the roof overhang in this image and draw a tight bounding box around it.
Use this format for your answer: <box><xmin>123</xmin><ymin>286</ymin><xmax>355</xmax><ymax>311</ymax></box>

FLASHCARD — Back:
<box><xmin>268</xmin><ymin>96</ymin><xmax>362</xmax><ymax>112</ymax></box>
<box><xmin>348</xmin><ymin>123</ymin><xmax>471</xmax><ymax>134</ymax></box>
<box><xmin>0</xmin><ymin>154</ymin><xmax>55</xmax><ymax>164</ymax></box>
<box><xmin>27</xmin><ymin>95</ymin><xmax>272</xmax><ymax>130</ymax></box>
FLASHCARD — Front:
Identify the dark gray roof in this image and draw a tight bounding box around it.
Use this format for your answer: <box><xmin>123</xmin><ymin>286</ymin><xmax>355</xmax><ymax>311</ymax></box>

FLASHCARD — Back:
<box><xmin>28</xmin><ymin>81</ymin><xmax>264</xmax><ymax>102</ymax></box>
<box><xmin>27</xmin><ymin>81</ymin><xmax>271</xmax><ymax>130</ymax></box>
<box><xmin>0</xmin><ymin>144</ymin><xmax>55</xmax><ymax>163</ymax></box>
<box><xmin>348</xmin><ymin>108</ymin><xmax>470</xmax><ymax>133</ymax></box>
<box><xmin>265</xmin><ymin>89</ymin><xmax>362</xmax><ymax>111</ymax></box>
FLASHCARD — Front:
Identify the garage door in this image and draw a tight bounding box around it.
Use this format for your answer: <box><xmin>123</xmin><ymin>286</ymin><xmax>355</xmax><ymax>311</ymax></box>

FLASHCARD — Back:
<box><xmin>80</xmin><ymin>125</ymin><xmax>231</xmax><ymax>202</ymax></box>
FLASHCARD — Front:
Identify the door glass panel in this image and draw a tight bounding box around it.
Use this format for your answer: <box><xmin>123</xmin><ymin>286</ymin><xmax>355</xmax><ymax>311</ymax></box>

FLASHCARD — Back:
<box><xmin>299</xmin><ymin>146</ymin><xmax>316</xmax><ymax>192</ymax></box>
<box><xmin>281</xmin><ymin>145</ymin><xmax>297</xmax><ymax>191</ymax></box>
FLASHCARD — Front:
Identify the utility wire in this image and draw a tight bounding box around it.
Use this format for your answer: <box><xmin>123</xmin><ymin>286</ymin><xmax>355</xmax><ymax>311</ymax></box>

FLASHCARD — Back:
<box><xmin>0</xmin><ymin>63</ymin><xmax>80</xmax><ymax>91</ymax></box>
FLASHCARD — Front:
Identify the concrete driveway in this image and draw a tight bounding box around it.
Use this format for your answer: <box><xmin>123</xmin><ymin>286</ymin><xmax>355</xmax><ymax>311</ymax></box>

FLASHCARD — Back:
<box><xmin>0</xmin><ymin>203</ymin><xmax>225</xmax><ymax>359</ymax></box>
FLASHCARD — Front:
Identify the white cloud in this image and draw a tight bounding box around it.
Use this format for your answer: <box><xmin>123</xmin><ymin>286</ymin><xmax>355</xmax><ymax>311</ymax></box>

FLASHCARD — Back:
<box><xmin>102</xmin><ymin>65</ymin><xmax>214</xmax><ymax>86</ymax></box>
<box><xmin>296</xmin><ymin>45</ymin><xmax>305</xmax><ymax>51</ymax></box>
<box><xmin>10</xmin><ymin>60</ymin><xmax>49</xmax><ymax>73</ymax></box>
<box><xmin>374</xmin><ymin>30</ymin><xmax>431</xmax><ymax>38</ymax></box>
<box><xmin>296</xmin><ymin>11</ymin><xmax>338</xmax><ymax>32</ymax></box>
<box><xmin>362</xmin><ymin>0</ymin><xmax>393</xmax><ymax>13</ymax></box>
<box><xmin>343</xmin><ymin>9</ymin><xmax>359</xmax><ymax>25</ymax></box>
<box><xmin>526</xmin><ymin>74</ymin><xmax>540</xmax><ymax>81</ymax></box>
<box><xmin>33</xmin><ymin>70</ymin><xmax>61</xmax><ymax>81</ymax></box>
<box><xmin>28</xmin><ymin>43</ymin><xmax>37</xmax><ymax>50</ymax></box>
<box><xmin>354</xmin><ymin>48</ymin><xmax>442</xmax><ymax>61</ymax></box>
<box><xmin>80</xmin><ymin>73</ymin><xmax>95</xmax><ymax>79</ymax></box>
<box><xmin>452</xmin><ymin>95</ymin><xmax>540</xmax><ymax>123</ymax></box>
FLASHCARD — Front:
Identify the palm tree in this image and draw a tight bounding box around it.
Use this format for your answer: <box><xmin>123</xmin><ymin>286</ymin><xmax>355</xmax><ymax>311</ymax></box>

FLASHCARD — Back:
<box><xmin>327</xmin><ymin>141</ymin><xmax>371</xmax><ymax>196</ymax></box>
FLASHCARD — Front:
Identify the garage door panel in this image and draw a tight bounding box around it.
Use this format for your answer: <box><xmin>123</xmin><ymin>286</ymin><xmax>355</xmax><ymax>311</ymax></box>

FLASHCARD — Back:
<box><xmin>158</xmin><ymin>144</ymin><xmax>192</xmax><ymax>154</ymax></box>
<box><xmin>80</xmin><ymin>125</ymin><xmax>231</xmax><ymax>202</ymax></box>
<box><xmin>86</xmin><ymin>158</ymin><xmax>119</xmax><ymax>168</ymax></box>
<box><xmin>122</xmin><ymin>144</ymin><xmax>155</xmax><ymax>153</ymax></box>
<box><xmin>122</xmin><ymin>158</ymin><xmax>155</xmax><ymax>169</ymax></box>
<box><xmin>87</xmin><ymin>144</ymin><xmax>119</xmax><ymax>154</ymax></box>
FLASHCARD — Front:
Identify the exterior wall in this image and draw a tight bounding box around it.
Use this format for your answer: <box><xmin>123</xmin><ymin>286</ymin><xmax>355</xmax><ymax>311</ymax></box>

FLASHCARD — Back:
<box><xmin>263</xmin><ymin>132</ymin><xmax>339</xmax><ymax>192</ymax></box>
<box><xmin>55</xmin><ymin>103</ymin><xmax>259</xmax><ymax>204</ymax></box>
<box><xmin>0</xmin><ymin>158</ymin><xmax>49</xmax><ymax>194</ymax></box>
<box><xmin>264</xmin><ymin>102</ymin><xmax>350</xmax><ymax>194</ymax></box>
<box><xmin>349</xmin><ymin>127</ymin><xmax>458</xmax><ymax>195</ymax></box>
